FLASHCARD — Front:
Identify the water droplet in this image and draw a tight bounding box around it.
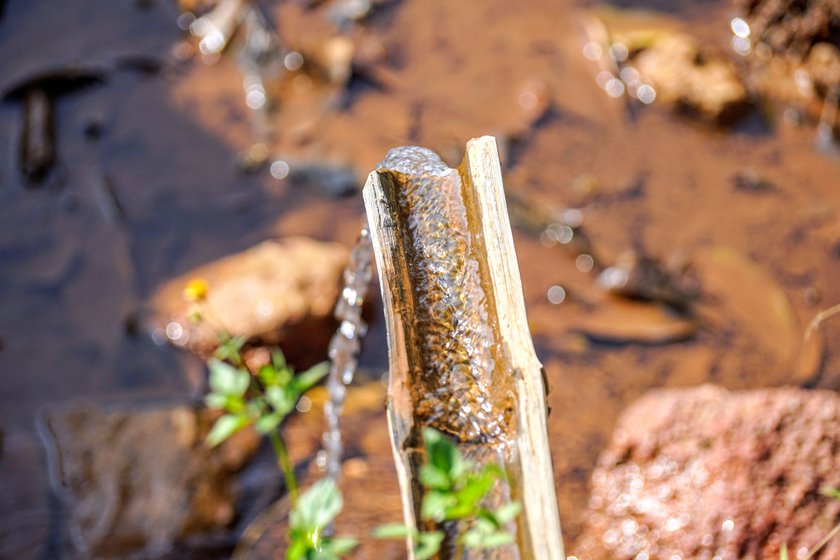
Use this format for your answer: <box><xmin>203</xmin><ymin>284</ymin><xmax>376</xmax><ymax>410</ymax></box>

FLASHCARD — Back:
<box><xmin>730</xmin><ymin>17</ymin><xmax>751</xmax><ymax>39</ymax></box>
<box><xmin>165</xmin><ymin>321</ymin><xmax>184</xmax><ymax>342</ymax></box>
<box><xmin>582</xmin><ymin>41</ymin><xmax>603</xmax><ymax>61</ymax></box>
<box><xmin>561</xmin><ymin>208</ymin><xmax>583</xmax><ymax>228</ymax></box>
<box><xmin>547</xmin><ymin>285</ymin><xmax>566</xmax><ymax>304</ymax></box>
<box><xmin>576</xmin><ymin>254</ymin><xmax>595</xmax><ymax>273</ymax></box>
<box><xmin>622</xmin><ymin>519</ymin><xmax>638</xmax><ymax>535</ymax></box>
<box><xmin>151</xmin><ymin>328</ymin><xmax>167</xmax><ymax>346</ymax></box>
<box><xmin>637</xmin><ymin>84</ymin><xmax>657</xmax><ymax>104</ymax></box>
<box><xmin>610</xmin><ymin>42</ymin><xmax>629</xmax><ymax>62</ymax></box>
<box><xmin>620</xmin><ymin>66</ymin><xmax>640</xmax><ymax>85</ymax></box>
<box><xmin>284</xmin><ymin>51</ymin><xmax>304</xmax><ymax>71</ymax></box>
<box><xmin>596</xmin><ymin>70</ymin><xmax>614</xmax><ymax>88</ymax></box>
<box><xmin>605</xmin><ymin>78</ymin><xmax>626</xmax><ymax>98</ymax></box>
<box><xmin>296</xmin><ymin>395</ymin><xmax>312</xmax><ymax>413</ymax></box>
<box><xmin>270</xmin><ymin>160</ymin><xmax>290</xmax><ymax>179</ymax></box>
<box><xmin>731</xmin><ymin>35</ymin><xmax>751</xmax><ymax>56</ymax></box>
<box><xmin>199</xmin><ymin>30</ymin><xmax>225</xmax><ymax>55</ymax></box>
<box><xmin>245</xmin><ymin>89</ymin><xmax>266</xmax><ymax>110</ymax></box>
<box><xmin>177</xmin><ymin>12</ymin><xmax>196</xmax><ymax>31</ymax></box>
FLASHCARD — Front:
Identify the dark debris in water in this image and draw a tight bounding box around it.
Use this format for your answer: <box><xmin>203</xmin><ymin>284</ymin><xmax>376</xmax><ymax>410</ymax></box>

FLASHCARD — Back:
<box><xmin>597</xmin><ymin>250</ymin><xmax>699</xmax><ymax>313</ymax></box>
<box><xmin>731</xmin><ymin>170</ymin><xmax>776</xmax><ymax>193</ymax></box>
<box><xmin>2</xmin><ymin>67</ymin><xmax>105</xmax><ymax>186</ymax></box>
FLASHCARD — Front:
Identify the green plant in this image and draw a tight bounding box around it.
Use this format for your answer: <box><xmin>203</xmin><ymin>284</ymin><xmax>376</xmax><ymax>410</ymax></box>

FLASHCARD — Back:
<box><xmin>192</xmin><ymin>277</ymin><xmax>519</xmax><ymax>558</ymax></box>
<box><xmin>373</xmin><ymin>427</ymin><xmax>521</xmax><ymax>559</ymax></box>
<box><xmin>286</xmin><ymin>479</ymin><xmax>358</xmax><ymax>560</ymax></box>
<box><xmin>205</xmin><ymin>340</ymin><xmax>328</xmax><ymax>503</ymax></box>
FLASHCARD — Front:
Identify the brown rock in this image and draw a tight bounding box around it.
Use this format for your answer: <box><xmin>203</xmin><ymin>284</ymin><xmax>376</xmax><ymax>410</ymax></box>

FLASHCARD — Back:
<box><xmin>577</xmin><ymin>385</ymin><xmax>840</xmax><ymax>560</ymax></box>
<box><xmin>148</xmin><ymin>237</ymin><xmax>348</xmax><ymax>362</ymax></box>
<box><xmin>39</xmin><ymin>402</ymin><xmax>260</xmax><ymax>559</ymax></box>
<box><xmin>635</xmin><ymin>34</ymin><xmax>748</xmax><ymax>124</ymax></box>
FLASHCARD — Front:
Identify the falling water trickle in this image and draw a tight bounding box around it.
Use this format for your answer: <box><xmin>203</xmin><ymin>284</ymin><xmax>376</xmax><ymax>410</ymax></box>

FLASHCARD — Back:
<box><xmin>322</xmin><ymin>226</ymin><xmax>374</xmax><ymax>482</ymax></box>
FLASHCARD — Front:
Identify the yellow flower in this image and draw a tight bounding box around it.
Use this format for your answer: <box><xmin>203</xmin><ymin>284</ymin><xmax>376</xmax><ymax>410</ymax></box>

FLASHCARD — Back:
<box><xmin>183</xmin><ymin>278</ymin><xmax>209</xmax><ymax>302</ymax></box>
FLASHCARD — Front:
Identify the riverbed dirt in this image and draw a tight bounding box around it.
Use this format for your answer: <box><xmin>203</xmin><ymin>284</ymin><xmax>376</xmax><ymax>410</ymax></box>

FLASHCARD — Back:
<box><xmin>1</xmin><ymin>0</ymin><xmax>840</xmax><ymax>558</ymax></box>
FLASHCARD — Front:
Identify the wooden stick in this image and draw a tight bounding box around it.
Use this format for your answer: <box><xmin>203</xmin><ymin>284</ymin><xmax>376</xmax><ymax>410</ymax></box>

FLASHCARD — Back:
<box><xmin>363</xmin><ymin>136</ymin><xmax>564</xmax><ymax>559</ymax></box>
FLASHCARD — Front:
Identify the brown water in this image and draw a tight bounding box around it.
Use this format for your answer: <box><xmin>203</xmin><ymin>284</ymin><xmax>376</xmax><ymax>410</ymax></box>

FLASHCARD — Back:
<box><xmin>1</xmin><ymin>0</ymin><xmax>840</xmax><ymax>558</ymax></box>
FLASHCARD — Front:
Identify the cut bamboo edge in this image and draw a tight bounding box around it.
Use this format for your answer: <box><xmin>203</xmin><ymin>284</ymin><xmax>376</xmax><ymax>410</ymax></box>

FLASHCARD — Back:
<box><xmin>363</xmin><ymin>135</ymin><xmax>564</xmax><ymax>559</ymax></box>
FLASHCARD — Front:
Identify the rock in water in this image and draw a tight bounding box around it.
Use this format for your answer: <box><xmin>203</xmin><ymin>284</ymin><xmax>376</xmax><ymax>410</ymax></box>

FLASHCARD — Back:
<box><xmin>39</xmin><ymin>403</ymin><xmax>260</xmax><ymax>559</ymax></box>
<box><xmin>577</xmin><ymin>385</ymin><xmax>840</xmax><ymax>560</ymax></box>
<box><xmin>148</xmin><ymin>237</ymin><xmax>348</xmax><ymax>362</ymax></box>
<box><xmin>635</xmin><ymin>34</ymin><xmax>748</xmax><ymax>125</ymax></box>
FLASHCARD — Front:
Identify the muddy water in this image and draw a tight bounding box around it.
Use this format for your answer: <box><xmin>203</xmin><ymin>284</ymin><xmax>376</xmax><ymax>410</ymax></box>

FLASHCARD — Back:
<box><xmin>1</xmin><ymin>0</ymin><xmax>840</xmax><ymax>558</ymax></box>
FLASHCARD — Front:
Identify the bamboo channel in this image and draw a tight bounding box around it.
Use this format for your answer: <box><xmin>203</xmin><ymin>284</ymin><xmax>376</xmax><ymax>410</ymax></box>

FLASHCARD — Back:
<box><xmin>363</xmin><ymin>136</ymin><xmax>564</xmax><ymax>559</ymax></box>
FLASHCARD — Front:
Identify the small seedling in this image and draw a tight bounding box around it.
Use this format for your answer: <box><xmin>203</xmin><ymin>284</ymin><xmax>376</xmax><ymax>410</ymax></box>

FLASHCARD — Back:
<box><xmin>205</xmin><ymin>346</ymin><xmax>328</xmax><ymax>502</ymax></box>
<box><xmin>286</xmin><ymin>479</ymin><xmax>358</xmax><ymax>560</ymax></box>
<box><xmin>374</xmin><ymin>427</ymin><xmax>520</xmax><ymax>558</ymax></box>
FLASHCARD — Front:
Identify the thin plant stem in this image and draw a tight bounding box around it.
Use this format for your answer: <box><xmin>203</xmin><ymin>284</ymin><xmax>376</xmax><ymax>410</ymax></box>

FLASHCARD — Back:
<box><xmin>805</xmin><ymin>302</ymin><xmax>840</xmax><ymax>340</ymax></box>
<box><xmin>454</xmin><ymin>537</ymin><xmax>466</xmax><ymax>560</ymax></box>
<box><xmin>269</xmin><ymin>430</ymin><xmax>298</xmax><ymax>505</ymax></box>
<box><xmin>801</xmin><ymin>521</ymin><xmax>840</xmax><ymax>560</ymax></box>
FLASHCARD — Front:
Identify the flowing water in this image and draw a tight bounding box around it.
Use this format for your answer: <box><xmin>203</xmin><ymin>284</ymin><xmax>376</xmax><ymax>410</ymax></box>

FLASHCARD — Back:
<box><xmin>322</xmin><ymin>227</ymin><xmax>374</xmax><ymax>482</ymax></box>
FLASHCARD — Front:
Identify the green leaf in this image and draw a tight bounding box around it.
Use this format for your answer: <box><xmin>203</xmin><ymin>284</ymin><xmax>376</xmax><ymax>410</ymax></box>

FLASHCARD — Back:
<box><xmin>324</xmin><ymin>536</ymin><xmax>358</xmax><ymax>556</ymax></box>
<box><xmin>291</xmin><ymin>479</ymin><xmax>343</xmax><ymax>531</ymax></box>
<box><xmin>423</xmin><ymin>428</ymin><xmax>459</xmax><ymax>476</ymax></box>
<box><xmin>821</xmin><ymin>486</ymin><xmax>840</xmax><ymax>501</ymax></box>
<box><xmin>473</xmin><ymin>514</ymin><xmax>500</xmax><ymax>534</ymax></box>
<box><xmin>452</xmin><ymin>470</ymin><xmax>498</xmax><ymax>515</ymax></box>
<box><xmin>214</xmin><ymin>336</ymin><xmax>246</xmax><ymax>362</ymax></box>
<box><xmin>780</xmin><ymin>543</ymin><xmax>788</xmax><ymax>560</ymax></box>
<box><xmin>258</xmin><ymin>365</ymin><xmax>279</xmax><ymax>386</ymax></box>
<box><xmin>415</xmin><ymin>531</ymin><xmax>444</xmax><ymax>560</ymax></box>
<box><xmin>419</xmin><ymin>464</ymin><xmax>451</xmax><ymax>490</ymax></box>
<box><xmin>285</xmin><ymin>537</ymin><xmax>309</xmax><ymax>560</ymax></box>
<box><xmin>463</xmin><ymin>528</ymin><xmax>514</xmax><ymax>549</ymax></box>
<box><xmin>492</xmin><ymin>502</ymin><xmax>522</xmax><ymax>525</ymax></box>
<box><xmin>254</xmin><ymin>413</ymin><xmax>282</xmax><ymax>434</ymax></box>
<box><xmin>205</xmin><ymin>393</ymin><xmax>227</xmax><ymax>410</ymax></box>
<box><xmin>208</xmin><ymin>359</ymin><xmax>250</xmax><ymax>397</ymax></box>
<box><xmin>272</xmin><ymin>348</ymin><xmax>287</xmax><ymax>370</ymax></box>
<box><xmin>372</xmin><ymin>523</ymin><xmax>415</xmax><ymax>539</ymax></box>
<box><xmin>293</xmin><ymin>361</ymin><xmax>330</xmax><ymax>393</ymax></box>
<box><xmin>266</xmin><ymin>385</ymin><xmax>297</xmax><ymax>418</ymax></box>
<box><xmin>206</xmin><ymin>413</ymin><xmax>250</xmax><ymax>447</ymax></box>
<box><xmin>260</xmin><ymin>363</ymin><xmax>293</xmax><ymax>388</ymax></box>
<box><xmin>421</xmin><ymin>490</ymin><xmax>456</xmax><ymax>522</ymax></box>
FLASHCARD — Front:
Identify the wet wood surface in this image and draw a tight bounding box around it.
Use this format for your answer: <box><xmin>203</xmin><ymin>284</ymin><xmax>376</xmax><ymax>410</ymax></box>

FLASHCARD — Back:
<box><xmin>364</xmin><ymin>136</ymin><xmax>563</xmax><ymax>559</ymax></box>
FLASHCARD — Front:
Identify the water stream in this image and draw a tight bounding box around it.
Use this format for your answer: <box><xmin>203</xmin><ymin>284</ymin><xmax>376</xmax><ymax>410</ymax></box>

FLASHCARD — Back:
<box><xmin>322</xmin><ymin>226</ymin><xmax>374</xmax><ymax>482</ymax></box>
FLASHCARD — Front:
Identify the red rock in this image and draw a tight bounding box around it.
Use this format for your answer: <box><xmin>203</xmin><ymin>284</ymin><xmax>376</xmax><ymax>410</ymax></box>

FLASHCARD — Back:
<box><xmin>577</xmin><ymin>385</ymin><xmax>840</xmax><ymax>560</ymax></box>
